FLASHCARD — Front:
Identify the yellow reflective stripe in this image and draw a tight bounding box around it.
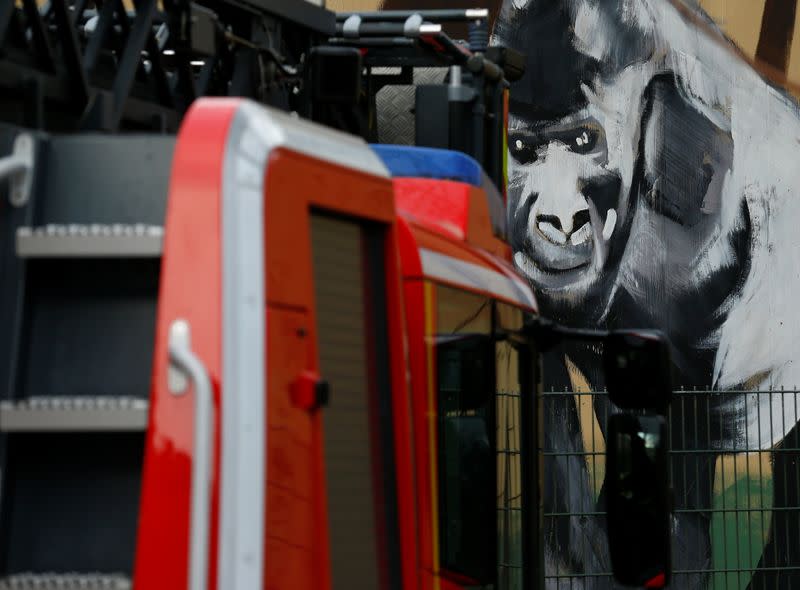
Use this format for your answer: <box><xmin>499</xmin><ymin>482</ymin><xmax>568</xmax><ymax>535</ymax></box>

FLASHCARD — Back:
<box><xmin>424</xmin><ymin>281</ymin><xmax>441</xmax><ymax>589</ymax></box>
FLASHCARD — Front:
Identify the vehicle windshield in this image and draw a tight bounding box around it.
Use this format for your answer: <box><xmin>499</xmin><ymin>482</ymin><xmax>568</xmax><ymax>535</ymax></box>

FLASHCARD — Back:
<box><xmin>434</xmin><ymin>284</ymin><xmax>531</xmax><ymax>590</ymax></box>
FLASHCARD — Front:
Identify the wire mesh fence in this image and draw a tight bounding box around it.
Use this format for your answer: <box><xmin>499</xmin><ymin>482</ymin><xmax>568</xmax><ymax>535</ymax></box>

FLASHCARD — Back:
<box><xmin>498</xmin><ymin>390</ymin><xmax>524</xmax><ymax>590</ymax></box>
<box><xmin>542</xmin><ymin>387</ymin><xmax>800</xmax><ymax>590</ymax></box>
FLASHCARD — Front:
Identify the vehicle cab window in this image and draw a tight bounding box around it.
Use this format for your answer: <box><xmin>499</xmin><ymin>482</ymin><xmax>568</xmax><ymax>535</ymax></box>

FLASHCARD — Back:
<box><xmin>435</xmin><ymin>285</ymin><xmax>531</xmax><ymax>589</ymax></box>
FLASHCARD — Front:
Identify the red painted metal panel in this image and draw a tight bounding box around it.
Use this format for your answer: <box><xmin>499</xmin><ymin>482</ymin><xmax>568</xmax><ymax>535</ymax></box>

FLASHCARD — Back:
<box><xmin>263</xmin><ymin>149</ymin><xmax>412</xmax><ymax>590</ymax></box>
<box><xmin>394</xmin><ymin>178</ymin><xmax>509</xmax><ymax>258</ymax></box>
<box><xmin>265</xmin><ymin>307</ymin><xmax>316</xmax><ymax>590</ymax></box>
<box><xmin>133</xmin><ymin>98</ymin><xmax>242</xmax><ymax>590</ymax></box>
<box><xmin>402</xmin><ymin>278</ymin><xmax>436</xmax><ymax>590</ymax></box>
<box><xmin>395</xmin><ymin>178</ymin><xmax>472</xmax><ymax>242</ymax></box>
<box><xmin>383</xmin><ymin>219</ymin><xmax>420</xmax><ymax>590</ymax></box>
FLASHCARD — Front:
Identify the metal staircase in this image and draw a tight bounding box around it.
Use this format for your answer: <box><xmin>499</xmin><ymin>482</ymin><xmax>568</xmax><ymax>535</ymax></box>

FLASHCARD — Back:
<box><xmin>0</xmin><ymin>124</ymin><xmax>174</xmax><ymax>586</ymax></box>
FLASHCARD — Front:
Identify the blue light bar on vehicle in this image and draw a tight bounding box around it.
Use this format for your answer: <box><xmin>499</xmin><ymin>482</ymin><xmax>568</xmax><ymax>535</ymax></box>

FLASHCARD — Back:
<box><xmin>370</xmin><ymin>144</ymin><xmax>508</xmax><ymax>240</ymax></box>
<box><xmin>369</xmin><ymin>144</ymin><xmax>483</xmax><ymax>186</ymax></box>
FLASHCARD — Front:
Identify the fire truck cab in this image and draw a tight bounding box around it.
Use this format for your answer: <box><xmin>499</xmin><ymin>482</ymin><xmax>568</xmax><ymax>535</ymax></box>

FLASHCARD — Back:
<box><xmin>129</xmin><ymin>98</ymin><xmax>541</xmax><ymax>590</ymax></box>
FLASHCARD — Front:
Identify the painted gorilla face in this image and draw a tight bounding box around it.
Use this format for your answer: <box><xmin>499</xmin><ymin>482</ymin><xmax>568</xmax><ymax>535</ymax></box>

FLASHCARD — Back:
<box><xmin>509</xmin><ymin>116</ymin><xmax>618</xmax><ymax>291</ymax></box>
<box><xmin>507</xmin><ymin>64</ymin><xmax>652</xmax><ymax>305</ymax></box>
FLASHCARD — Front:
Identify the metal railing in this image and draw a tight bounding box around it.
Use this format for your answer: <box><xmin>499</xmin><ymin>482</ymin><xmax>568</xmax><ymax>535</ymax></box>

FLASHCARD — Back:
<box><xmin>542</xmin><ymin>387</ymin><xmax>800</xmax><ymax>590</ymax></box>
<box><xmin>498</xmin><ymin>390</ymin><xmax>524</xmax><ymax>590</ymax></box>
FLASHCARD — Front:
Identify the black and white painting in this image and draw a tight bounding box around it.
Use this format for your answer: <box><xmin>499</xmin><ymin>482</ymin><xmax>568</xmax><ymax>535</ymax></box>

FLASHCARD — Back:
<box><xmin>492</xmin><ymin>0</ymin><xmax>800</xmax><ymax>587</ymax></box>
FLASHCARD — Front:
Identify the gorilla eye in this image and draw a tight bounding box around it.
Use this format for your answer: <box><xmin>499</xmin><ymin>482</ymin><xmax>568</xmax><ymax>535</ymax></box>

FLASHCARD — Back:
<box><xmin>509</xmin><ymin>133</ymin><xmax>538</xmax><ymax>164</ymax></box>
<box><xmin>569</xmin><ymin>127</ymin><xmax>599</xmax><ymax>154</ymax></box>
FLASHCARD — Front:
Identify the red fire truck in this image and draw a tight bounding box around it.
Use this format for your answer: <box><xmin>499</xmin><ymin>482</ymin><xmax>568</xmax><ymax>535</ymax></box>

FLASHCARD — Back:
<box><xmin>0</xmin><ymin>1</ymin><xmax>671</xmax><ymax>588</ymax></box>
<box><xmin>128</xmin><ymin>96</ymin><xmax>541</xmax><ymax>590</ymax></box>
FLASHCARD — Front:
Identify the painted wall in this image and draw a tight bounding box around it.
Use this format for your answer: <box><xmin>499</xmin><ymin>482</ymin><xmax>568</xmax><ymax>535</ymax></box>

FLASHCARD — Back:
<box><xmin>492</xmin><ymin>0</ymin><xmax>800</xmax><ymax>587</ymax></box>
<box><xmin>334</xmin><ymin>0</ymin><xmax>800</xmax><ymax>586</ymax></box>
<box><xmin>343</xmin><ymin>0</ymin><xmax>800</xmax><ymax>92</ymax></box>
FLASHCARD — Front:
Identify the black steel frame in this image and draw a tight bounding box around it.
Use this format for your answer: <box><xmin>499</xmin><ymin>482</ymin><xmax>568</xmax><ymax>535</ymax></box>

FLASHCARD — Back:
<box><xmin>0</xmin><ymin>0</ymin><xmax>332</xmax><ymax>132</ymax></box>
<box><xmin>0</xmin><ymin>1</ymin><xmax>518</xmax><ymax>191</ymax></box>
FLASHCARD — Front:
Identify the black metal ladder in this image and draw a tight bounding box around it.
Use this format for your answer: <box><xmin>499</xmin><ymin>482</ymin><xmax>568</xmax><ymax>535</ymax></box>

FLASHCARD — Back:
<box><xmin>0</xmin><ymin>124</ymin><xmax>174</xmax><ymax>587</ymax></box>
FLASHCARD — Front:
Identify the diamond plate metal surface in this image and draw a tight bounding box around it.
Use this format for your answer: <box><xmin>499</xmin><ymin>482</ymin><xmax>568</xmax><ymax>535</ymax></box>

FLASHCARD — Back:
<box><xmin>376</xmin><ymin>67</ymin><xmax>448</xmax><ymax>145</ymax></box>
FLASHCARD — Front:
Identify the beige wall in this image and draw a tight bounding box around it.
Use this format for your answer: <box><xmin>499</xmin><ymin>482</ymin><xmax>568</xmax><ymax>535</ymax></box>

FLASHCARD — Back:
<box><xmin>326</xmin><ymin>0</ymin><xmax>382</xmax><ymax>10</ymax></box>
<box><xmin>699</xmin><ymin>0</ymin><xmax>800</xmax><ymax>92</ymax></box>
<box><xmin>699</xmin><ymin>0</ymin><xmax>767</xmax><ymax>58</ymax></box>
<box><xmin>787</xmin><ymin>4</ymin><xmax>800</xmax><ymax>83</ymax></box>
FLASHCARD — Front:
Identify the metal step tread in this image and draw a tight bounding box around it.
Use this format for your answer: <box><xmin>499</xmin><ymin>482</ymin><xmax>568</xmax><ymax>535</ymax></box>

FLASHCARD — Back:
<box><xmin>0</xmin><ymin>573</ymin><xmax>131</xmax><ymax>589</ymax></box>
<box><xmin>0</xmin><ymin>396</ymin><xmax>149</xmax><ymax>432</ymax></box>
<box><xmin>17</xmin><ymin>224</ymin><xmax>163</xmax><ymax>258</ymax></box>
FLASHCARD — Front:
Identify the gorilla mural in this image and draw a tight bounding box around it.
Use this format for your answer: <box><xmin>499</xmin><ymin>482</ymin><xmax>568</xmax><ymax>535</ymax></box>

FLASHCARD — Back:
<box><xmin>491</xmin><ymin>0</ymin><xmax>800</xmax><ymax>587</ymax></box>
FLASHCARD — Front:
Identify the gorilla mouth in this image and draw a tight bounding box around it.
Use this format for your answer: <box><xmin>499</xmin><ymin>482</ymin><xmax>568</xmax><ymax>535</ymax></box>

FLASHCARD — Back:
<box><xmin>524</xmin><ymin>231</ymin><xmax>594</xmax><ymax>277</ymax></box>
<box><xmin>534</xmin><ymin>258</ymin><xmax>591</xmax><ymax>274</ymax></box>
<box><xmin>515</xmin><ymin>248</ymin><xmax>598</xmax><ymax>296</ymax></box>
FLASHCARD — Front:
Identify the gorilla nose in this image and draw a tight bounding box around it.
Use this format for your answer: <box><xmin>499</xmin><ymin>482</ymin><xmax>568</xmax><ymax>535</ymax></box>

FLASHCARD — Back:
<box><xmin>536</xmin><ymin>209</ymin><xmax>591</xmax><ymax>245</ymax></box>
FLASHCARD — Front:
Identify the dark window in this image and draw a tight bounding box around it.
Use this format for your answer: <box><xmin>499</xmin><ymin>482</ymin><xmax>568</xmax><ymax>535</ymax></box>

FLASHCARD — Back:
<box><xmin>435</xmin><ymin>286</ymin><xmax>528</xmax><ymax>589</ymax></box>
<box><xmin>437</xmin><ymin>333</ymin><xmax>496</xmax><ymax>583</ymax></box>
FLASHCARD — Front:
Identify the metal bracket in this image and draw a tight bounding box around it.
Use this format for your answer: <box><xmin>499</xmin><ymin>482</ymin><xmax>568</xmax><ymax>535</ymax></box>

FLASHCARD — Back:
<box><xmin>342</xmin><ymin>14</ymin><xmax>361</xmax><ymax>38</ymax></box>
<box><xmin>403</xmin><ymin>13</ymin><xmax>423</xmax><ymax>37</ymax></box>
<box><xmin>0</xmin><ymin>133</ymin><xmax>34</xmax><ymax>207</ymax></box>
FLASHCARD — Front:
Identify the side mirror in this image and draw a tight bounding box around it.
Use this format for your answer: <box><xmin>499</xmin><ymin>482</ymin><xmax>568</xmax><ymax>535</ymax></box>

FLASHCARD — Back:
<box><xmin>520</xmin><ymin>319</ymin><xmax>673</xmax><ymax>586</ymax></box>
<box><xmin>603</xmin><ymin>330</ymin><xmax>672</xmax><ymax>414</ymax></box>
<box><xmin>604</xmin><ymin>329</ymin><xmax>672</xmax><ymax>588</ymax></box>
<box><xmin>605</xmin><ymin>414</ymin><xmax>671</xmax><ymax>588</ymax></box>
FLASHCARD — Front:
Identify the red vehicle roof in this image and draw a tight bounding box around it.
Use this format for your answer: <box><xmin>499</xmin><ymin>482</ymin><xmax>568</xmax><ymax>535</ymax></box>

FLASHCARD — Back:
<box><xmin>393</xmin><ymin>177</ymin><xmax>538</xmax><ymax>313</ymax></box>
